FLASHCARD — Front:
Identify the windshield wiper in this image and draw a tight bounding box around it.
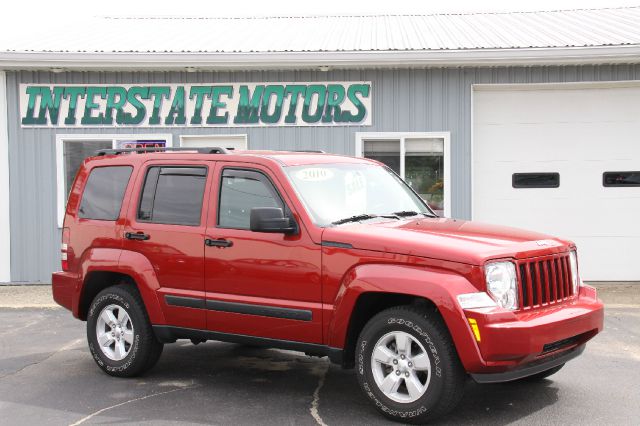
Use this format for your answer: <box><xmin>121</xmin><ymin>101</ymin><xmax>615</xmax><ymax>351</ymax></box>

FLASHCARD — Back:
<box><xmin>391</xmin><ymin>210</ymin><xmax>436</xmax><ymax>218</ymax></box>
<box><xmin>331</xmin><ymin>213</ymin><xmax>403</xmax><ymax>225</ymax></box>
<box><xmin>331</xmin><ymin>214</ymin><xmax>380</xmax><ymax>225</ymax></box>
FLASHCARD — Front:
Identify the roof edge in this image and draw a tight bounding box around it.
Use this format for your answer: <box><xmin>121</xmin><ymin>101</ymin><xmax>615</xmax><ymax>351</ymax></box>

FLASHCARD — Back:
<box><xmin>2</xmin><ymin>45</ymin><xmax>640</xmax><ymax>70</ymax></box>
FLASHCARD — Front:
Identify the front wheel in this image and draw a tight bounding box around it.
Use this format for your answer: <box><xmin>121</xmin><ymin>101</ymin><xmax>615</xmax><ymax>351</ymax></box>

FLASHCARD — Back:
<box><xmin>87</xmin><ymin>284</ymin><xmax>163</xmax><ymax>377</ymax></box>
<box><xmin>356</xmin><ymin>305</ymin><xmax>466</xmax><ymax>424</ymax></box>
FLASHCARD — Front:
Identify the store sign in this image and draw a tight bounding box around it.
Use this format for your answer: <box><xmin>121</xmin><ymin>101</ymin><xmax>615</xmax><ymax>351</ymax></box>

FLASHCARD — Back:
<box><xmin>19</xmin><ymin>82</ymin><xmax>372</xmax><ymax>128</ymax></box>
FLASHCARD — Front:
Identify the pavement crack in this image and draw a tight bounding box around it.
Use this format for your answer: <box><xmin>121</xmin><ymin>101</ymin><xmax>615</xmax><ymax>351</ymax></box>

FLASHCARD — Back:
<box><xmin>310</xmin><ymin>360</ymin><xmax>330</xmax><ymax>426</ymax></box>
<box><xmin>68</xmin><ymin>384</ymin><xmax>199</xmax><ymax>426</ymax></box>
<box><xmin>0</xmin><ymin>338</ymin><xmax>83</xmax><ymax>380</ymax></box>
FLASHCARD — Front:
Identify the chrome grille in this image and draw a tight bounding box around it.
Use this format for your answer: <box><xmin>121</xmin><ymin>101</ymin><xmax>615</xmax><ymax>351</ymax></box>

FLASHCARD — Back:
<box><xmin>517</xmin><ymin>253</ymin><xmax>574</xmax><ymax>309</ymax></box>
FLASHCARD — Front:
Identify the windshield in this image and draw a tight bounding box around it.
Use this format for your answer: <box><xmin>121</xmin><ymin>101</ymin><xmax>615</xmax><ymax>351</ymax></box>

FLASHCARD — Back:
<box><xmin>284</xmin><ymin>163</ymin><xmax>434</xmax><ymax>226</ymax></box>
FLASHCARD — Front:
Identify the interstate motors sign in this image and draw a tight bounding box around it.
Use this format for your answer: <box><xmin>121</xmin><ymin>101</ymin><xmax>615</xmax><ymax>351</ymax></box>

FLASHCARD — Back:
<box><xmin>19</xmin><ymin>82</ymin><xmax>372</xmax><ymax>127</ymax></box>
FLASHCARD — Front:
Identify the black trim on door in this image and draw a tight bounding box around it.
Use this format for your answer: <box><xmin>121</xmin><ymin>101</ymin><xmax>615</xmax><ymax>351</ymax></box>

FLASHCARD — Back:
<box><xmin>164</xmin><ymin>295</ymin><xmax>206</xmax><ymax>309</ymax></box>
<box><xmin>206</xmin><ymin>300</ymin><xmax>312</xmax><ymax>321</ymax></box>
<box><xmin>163</xmin><ymin>295</ymin><xmax>312</xmax><ymax>321</ymax></box>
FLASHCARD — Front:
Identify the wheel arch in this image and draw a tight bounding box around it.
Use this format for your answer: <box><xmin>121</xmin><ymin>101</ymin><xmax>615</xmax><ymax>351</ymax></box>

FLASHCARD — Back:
<box><xmin>75</xmin><ymin>249</ymin><xmax>166</xmax><ymax>325</ymax></box>
<box><xmin>327</xmin><ymin>263</ymin><xmax>483</xmax><ymax>371</ymax></box>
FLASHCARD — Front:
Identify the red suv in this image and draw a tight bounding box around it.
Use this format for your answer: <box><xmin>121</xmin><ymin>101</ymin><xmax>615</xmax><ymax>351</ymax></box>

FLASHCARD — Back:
<box><xmin>52</xmin><ymin>147</ymin><xmax>604</xmax><ymax>423</ymax></box>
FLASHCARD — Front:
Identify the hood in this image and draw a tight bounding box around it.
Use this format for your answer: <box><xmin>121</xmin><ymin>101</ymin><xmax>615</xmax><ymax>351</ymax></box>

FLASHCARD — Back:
<box><xmin>321</xmin><ymin>217</ymin><xmax>573</xmax><ymax>265</ymax></box>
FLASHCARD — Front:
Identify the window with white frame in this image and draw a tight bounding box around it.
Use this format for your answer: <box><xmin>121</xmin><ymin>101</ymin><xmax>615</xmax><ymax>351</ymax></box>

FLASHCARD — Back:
<box><xmin>356</xmin><ymin>133</ymin><xmax>450</xmax><ymax>217</ymax></box>
<box><xmin>56</xmin><ymin>134</ymin><xmax>173</xmax><ymax>227</ymax></box>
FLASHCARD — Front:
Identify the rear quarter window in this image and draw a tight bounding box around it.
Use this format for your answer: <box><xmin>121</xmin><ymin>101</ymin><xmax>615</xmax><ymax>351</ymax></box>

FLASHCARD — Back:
<box><xmin>79</xmin><ymin>166</ymin><xmax>133</xmax><ymax>220</ymax></box>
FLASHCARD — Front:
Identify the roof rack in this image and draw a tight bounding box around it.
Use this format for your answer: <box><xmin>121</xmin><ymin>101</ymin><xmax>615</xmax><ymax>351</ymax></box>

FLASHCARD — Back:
<box><xmin>95</xmin><ymin>147</ymin><xmax>230</xmax><ymax>156</ymax></box>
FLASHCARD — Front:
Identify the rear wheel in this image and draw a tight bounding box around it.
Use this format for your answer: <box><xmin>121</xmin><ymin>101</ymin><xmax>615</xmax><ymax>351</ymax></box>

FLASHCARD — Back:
<box><xmin>356</xmin><ymin>305</ymin><xmax>466</xmax><ymax>424</ymax></box>
<box><xmin>87</xmin><ymin>284</ymin><xmax>163</xmax><ymax>377</ymax></box>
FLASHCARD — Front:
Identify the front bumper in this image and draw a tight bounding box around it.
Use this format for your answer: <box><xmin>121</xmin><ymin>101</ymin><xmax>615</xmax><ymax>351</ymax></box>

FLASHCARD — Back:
<box><xmin>462</xmin><ymin>285</ymin><xmax>603</xmax><ymax>376</ymax></box>
<box><xmin>471</xmin><ymin>344</ymin><xmax>585</xmax><ymax>383</ymax></box>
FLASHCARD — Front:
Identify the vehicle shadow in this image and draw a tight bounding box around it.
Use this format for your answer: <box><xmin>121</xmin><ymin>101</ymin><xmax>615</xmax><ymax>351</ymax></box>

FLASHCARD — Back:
<box><xmin>0</xmin><ymin>340</ymin><xmax>561</xmax><ymax>425</ymax></box>
<box><xmin>152</xmin><ymin>342</ymin><xmax>561</xmax><ymax>425</ymax></box>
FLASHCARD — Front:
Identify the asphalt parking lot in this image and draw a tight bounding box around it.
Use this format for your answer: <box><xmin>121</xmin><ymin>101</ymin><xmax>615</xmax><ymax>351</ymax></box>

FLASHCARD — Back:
<box><xmin>0</xmin><ymin>286</ymin><xmax>638</xmax><ymax>425</ymax></box>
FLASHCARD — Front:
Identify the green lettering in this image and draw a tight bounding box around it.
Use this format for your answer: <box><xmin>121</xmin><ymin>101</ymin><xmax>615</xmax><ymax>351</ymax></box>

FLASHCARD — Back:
<box><xmin>343</xmin><ymin>84</ymin><xmax>370</xmax><ymax>123</ymax></box>
<box><xmin>206</xmin><ymin>86</ymin><xmax>232</xmax><ymax>125</ymax></box>
<box><xmin>120</xmin><ymin>86</ymin><xmax>148</xmax><ymax>125</ymax></box>
<box><xmin>21</xmin><ymin>86</ymin><xmax>45</xmax><ymax>125</ymax></box>
<box><xmin>21</xmin><ymin>86</ymin><xmax>65</xmax><ymax>125</ymax></box>
<box><xmin>302</xmin><ymin>85</ymin><xmax>326</xmax><ymax>123</ymax></box>
<box><xmin>283</xmin><ymin>85</ymin><xmax>306</xmax><ymax>124</ymax></box>
<box><xmin>322</xmin><ymin>84</ymin><xmax>345</xmax><ymax>123</ymax></box>
<box><xmin>189</xmin><ymin>86</ymin><xmax>212</xmax><ymax>125</ymax></box>
<box><xmin>81</xmin><ymin>87</ymin><xmax>107</xmax><ymax>125</ymax></box>
<box><xmin>63</xmin><ymin>87</ymin><xmax>86</xmax><ymax>125</ymax></box>
<box><xmin>165</xmin><ymin>86</ymin><xmax>187</xmax><ymax>125</ymax></box>
<box><xmin>148</xmin><ymin>86</ymin><xmax>170</xmax><ymax>125</ymax></box>
<box><xmin>260</xmin><ymin>85</ymin><xmax>285</xmax><ymax>124</ymax></box>
<box><xmin>234</xmin><ymin>85</ymin><xmax>264</xmax><ymax>124</ymax></box>
<box><xmin>104</xmin><ymin>87</ymin><xmax>127</xmax><ymax>125</ymax></box>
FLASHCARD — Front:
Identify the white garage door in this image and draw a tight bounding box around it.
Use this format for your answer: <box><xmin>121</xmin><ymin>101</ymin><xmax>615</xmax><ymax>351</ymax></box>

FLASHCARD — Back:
<box><xmin>473</xmin><ymin>84</ymin><xmax>640</xmax><ymax>281</ymax></box>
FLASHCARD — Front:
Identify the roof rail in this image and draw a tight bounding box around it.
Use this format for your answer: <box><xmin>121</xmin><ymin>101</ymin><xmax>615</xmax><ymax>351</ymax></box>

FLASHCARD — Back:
<box><xmin>94</xmin><ymin>147</ymin><xmax>230</xmax><ymax>156</ymax></box>
<box><xmin>292</xmin><ymin>150</ymin><xmax>326</xmax><ymax>153</ymax></box>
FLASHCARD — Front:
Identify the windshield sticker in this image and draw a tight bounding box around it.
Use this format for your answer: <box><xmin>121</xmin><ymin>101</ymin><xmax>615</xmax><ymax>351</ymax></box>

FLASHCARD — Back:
<box><xmin>296</xmin><ymin>168</ymin><xmax>334</xmax><ymax>182</ymax></box>
<box><xmin>344</xmin><ymin>171</ymin><xmax>367</xmax><ymax>215</ymax></box>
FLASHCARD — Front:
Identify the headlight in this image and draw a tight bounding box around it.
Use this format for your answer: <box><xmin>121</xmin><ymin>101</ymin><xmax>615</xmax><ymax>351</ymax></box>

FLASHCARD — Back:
<box><xmin>569</xmin><ymin>250</ymin><xmax>579</xmax><ymax>295</ymax></box>
<box><xmin>485</xmin><ymin>261</ymin><xmax>518</xmax><ymax>310</ymax></box>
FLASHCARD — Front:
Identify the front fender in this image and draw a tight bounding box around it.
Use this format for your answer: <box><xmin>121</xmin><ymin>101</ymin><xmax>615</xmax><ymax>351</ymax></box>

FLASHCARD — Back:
<box><xmin>327</xmin><ymin>263</ymin><xmax>485</xmax><ymax>372</ymax></box>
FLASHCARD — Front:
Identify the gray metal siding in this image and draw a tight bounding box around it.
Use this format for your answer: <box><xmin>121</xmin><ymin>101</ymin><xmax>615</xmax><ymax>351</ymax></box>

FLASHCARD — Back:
<box><xmin>6</xmin><ymin>65</ymin><xmax>640</xmax><ymax>282</ymax></box>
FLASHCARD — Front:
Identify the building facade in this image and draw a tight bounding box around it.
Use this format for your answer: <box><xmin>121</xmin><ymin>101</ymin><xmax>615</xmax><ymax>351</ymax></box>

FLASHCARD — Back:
<box><xmin>1</xmin><ymin>10</ymin><xmax>640</xmax><ymax>283</ymax></box>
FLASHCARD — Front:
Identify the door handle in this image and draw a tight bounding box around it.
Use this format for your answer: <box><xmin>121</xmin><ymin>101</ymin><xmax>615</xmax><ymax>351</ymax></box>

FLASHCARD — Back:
<box><xmin>205</xmin><ymin>238</ymin><xmax>233</xmax><ymax>248</ymax></box>
<box><xmin>125</xmin><ymin>232</ymin><xmax>150</xmax><ymax>241</ymax></box>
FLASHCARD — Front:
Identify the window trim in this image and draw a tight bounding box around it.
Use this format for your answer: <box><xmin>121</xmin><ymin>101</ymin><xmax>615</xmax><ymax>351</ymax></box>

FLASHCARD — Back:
<box><xmin>78</xmin><ymin>165</ymin><xmax>133</xmax><ymax>221</ymax></box>
<box><xmin>602</xmin><ymin>171</ymin><xmax>640</xmax><ymax>187</ymax></box>
<box><xmin>354</xmin><ymin>132</ymin><xmax>451</xmax><ymax>217</ymax></box>
<box><xmin>512</xmin><ymin>172</ymin><xmax>560</xmax><ymax>189</ymax></box>
<box><xmin>55</xmin><ymin>133</ymin><xmax>173</xmax><ymax>228</ymax></box>
<box><xmin>136</xmin><ymin>165</ymin><xmax>209</xmax><ymax>227</ymax></box>
<box><xmin>216</xmin><ymin>167</ymin><xmax>291</xmax><ymax>231</ymax></box>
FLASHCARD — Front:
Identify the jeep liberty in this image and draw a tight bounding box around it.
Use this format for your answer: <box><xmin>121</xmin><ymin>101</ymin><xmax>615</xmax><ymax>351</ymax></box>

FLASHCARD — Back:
<box><xmin>52</xmin><ymin>147</ymin><xmax>604</xmax><ymax>423</ymax></box>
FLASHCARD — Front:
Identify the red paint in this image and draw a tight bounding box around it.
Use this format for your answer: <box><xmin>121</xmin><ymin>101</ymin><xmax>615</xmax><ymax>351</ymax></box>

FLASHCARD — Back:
<box><xmin>52</xmin><ymin>151</ymin><xmax>604</xmax><ymax>374</ymax></box>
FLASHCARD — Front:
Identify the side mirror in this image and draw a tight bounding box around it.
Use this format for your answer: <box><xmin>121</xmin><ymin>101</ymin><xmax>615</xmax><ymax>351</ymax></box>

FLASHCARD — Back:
<box><xmin>250</xmin><ymin>207</ymin><xmax>297</xmax><ymax>235</ymax></box>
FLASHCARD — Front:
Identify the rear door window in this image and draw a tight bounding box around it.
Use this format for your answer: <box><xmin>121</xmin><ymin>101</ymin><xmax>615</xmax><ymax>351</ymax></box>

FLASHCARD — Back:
<box><xmin>79</xmin><ymin>166</ymin><xmax>133</xmax><ymax>220</ymax></box>
<box><xmin>138</xmin><ymin>166</ymin><xmax>207</xmax><ymax>226</ymax></box>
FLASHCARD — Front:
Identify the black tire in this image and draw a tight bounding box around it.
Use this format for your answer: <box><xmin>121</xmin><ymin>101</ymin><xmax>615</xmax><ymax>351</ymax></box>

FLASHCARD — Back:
<box><xmin>521</xmin><ymin>364</ymin><xmax>564</xmax><ymax>382</ymax></box>
<box><xmin>87</xmin><ymin>284</ymin><xmax>163</xmax><ymax>377</ymax></box>
<box><xmin>356</xmin><ymin>305</ymin><xmax>466</xmax><ymax>424</ymax></box>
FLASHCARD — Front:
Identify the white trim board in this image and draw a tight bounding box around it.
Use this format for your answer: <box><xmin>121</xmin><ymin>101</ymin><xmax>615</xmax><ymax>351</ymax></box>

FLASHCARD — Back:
<box><xmin>0</xmin><ymin>72</ymin><xmax>11</xmax><ymax>282</ymax></box>
<box><xmin>2</xmin><ymin>45</ymin><xmax>640</xmax><ymax>70</ymax></box>
<box><xmin>55</xmin><ymin>133</ymin><xmax>174</xmax><ymax>228</ymax></box>
<box><xmin>355</xmin><ymin>131</ymin><xmax>451</xmax><ymax>218</ymax></box>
